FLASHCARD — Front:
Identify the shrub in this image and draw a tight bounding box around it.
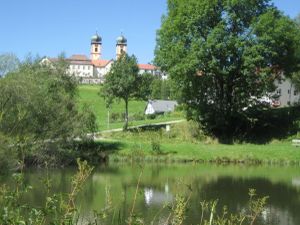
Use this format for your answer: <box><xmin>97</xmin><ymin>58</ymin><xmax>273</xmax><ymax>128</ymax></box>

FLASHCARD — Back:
<box><xmin>151</xmin><ymin>139</ymin><xmax>162</xmax><ymax>154</ymax></box>
<box><xmin>168</xmin><ymin>120</ymin><xmax>205</xmax><ymax>142</ymax></box>
<box><xmin>147</xmin><ymin>114</ymin><xmax>156</xmax><ymax>120</ymax></box>
<box><xmin>129</xmin><ymin>112</ymin><xmax>145</xmax><ymax>121</ymax></box>
<box><xmin>110</xmin><ymin>112</ymin><xmax>124</xmax><ymax>122</ymax></box>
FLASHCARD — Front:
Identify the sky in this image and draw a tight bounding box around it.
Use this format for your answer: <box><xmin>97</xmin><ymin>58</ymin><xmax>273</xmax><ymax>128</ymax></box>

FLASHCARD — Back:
<box><xmin>0</xmin><ymin>0</ymin><xmax>299</xmax><ymax>64</ymax></box>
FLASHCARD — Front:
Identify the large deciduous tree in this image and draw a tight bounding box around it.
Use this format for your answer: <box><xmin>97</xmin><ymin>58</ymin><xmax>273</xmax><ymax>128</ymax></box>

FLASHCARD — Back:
<box><xmin>155</xmin><ymin>0</ymin><xmax>300</xmax><ymax>139</ymax></box>
<box><xmin>292</xmin><ymin>13</ymin><xmax>300</xmax><ymax>90</ymax></box>
<box><xmin>102</xmin><ymin>54</ymin><xmax>140</xmax><ymax>130</ymax></box>
<box><xmin>0</xmin><ymin>57</ymin><xmax>97</xmax><ymax>168</ymax></box>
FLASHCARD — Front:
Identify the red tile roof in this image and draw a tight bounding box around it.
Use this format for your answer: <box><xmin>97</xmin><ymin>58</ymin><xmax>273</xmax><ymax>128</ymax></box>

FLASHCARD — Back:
<box><xmin>46</xmin><ymin>56</ymin><xmax>158</xmax><ymax>70</ymax></box>
<box><xmin>92</xmin><ymin>60</ymin><xmax>112</xmax><ymax>67</ymax></box>
<box><xmin>68</xmin><ymin>60</ymin><xmax>93</xmax><ymax>65</ymax></box>
<box><xmin>70</xmin><ymin>54</ymin><xmax>89</xmax><ymax>60</ymax></box>
<box><xmin>138</xmin><ymin>64</ymin><xmax>157</xmax><ymax>70</ymax></box>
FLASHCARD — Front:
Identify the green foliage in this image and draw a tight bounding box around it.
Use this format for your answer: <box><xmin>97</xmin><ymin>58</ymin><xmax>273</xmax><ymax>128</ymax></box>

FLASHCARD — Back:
<box><xmin>0</xmin><ymin>159</ymin><xmax>93</xmax><ymax>225</ymax></box>
<box><xmin>150</xmin><ymin>138</ymin><xmax>162</xmax><ymax>154</ymax></box>
<box><xmin>0</xmin><ymin>134</ymin><xmax>17</xmax><ymax>174</ymax></box>
<box><xmin>102</xmin><ymin>54</ymin><xmax>140</xmax><ymax>130</ymax></box>
<box><xmin>0</xmin><ymin>58</ymin><xmax>97</xmax><ymax>168</ymax></box>
<box><xmin>78</xmin><ymin>85</ymin><xmax>184</xmax><ymax>130</ymax></box>
<box><xmin>155</xmin><ymin>0</ymin><xmax>300</xmax><ymax>139</ymax></box>
<box><xmin>169</xmin><ymin>120</ymin><xmax>205</xmax><ymax>142</ymax></box>
<box><xmin>291</xmin><ymin>13</ymin><xmax>300</xmax><ymax>92</ymax></box>
<box><xmin>150</xmin><ymin>78</ymin><xmax>178</xmax><ymax>100</ymax></box>
<box><xmin>110</xmin><ymin>112</ymin><xmax>125</xmax><ymax>122</ymax></box>
<box><xmin>136</xmin><ymin>72</ymin><xmax>155</xmax><ymax>100</ymax></box>
<box><xmin>129</xmin><ymin>112</ymin><xmax>145</xmax><ymax>121</ymax></box>
<box><xmin>110</xmin><ymin>111</ymin><xmax>145</xmax><ymax>123</ymax></box>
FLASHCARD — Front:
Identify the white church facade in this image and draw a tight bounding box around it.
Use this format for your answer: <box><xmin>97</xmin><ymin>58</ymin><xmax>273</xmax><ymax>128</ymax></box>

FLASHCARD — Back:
<box><xmin>42</xmin><ymin>33</ymin><xmax>164</xmax><ymax>84</ymax></box>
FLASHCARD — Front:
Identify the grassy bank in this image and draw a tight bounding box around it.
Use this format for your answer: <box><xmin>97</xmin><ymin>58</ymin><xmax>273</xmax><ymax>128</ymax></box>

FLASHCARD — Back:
<box><xmin>77</xmin><ymin>84</ymin><xmax>183</xmax><ymax>130</ymax></box>
<box><xmin>99</xmin><ymin>122</ymin><xmax>300</xmax><ymax>165</ymax></box>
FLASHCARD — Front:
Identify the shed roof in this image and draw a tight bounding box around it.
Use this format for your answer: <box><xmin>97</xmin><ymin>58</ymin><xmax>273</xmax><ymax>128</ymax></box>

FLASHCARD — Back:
<box><xmin>147</xmin><ymin>100</ymin><xmax>178</xmax><ymax>113</ymax></box>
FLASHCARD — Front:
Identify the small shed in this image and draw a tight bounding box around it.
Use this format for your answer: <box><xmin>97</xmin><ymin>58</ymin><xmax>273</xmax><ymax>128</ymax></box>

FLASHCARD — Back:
<box><xmin>145</xmin><ymin>100</ymin><xmax>178</xmax><ymax>115</ymax></box>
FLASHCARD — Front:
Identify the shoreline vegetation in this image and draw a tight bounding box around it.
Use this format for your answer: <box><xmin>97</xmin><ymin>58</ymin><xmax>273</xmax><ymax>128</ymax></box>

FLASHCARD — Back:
<box><xmin>96</xmin><ymin>122</ymin><xmax>300</xmax><ymax>166</ymax></box>
<box><xmin>1</xmin><ymin>64</ymin><xmax>300</xmax><ymax>173</ymax></box>
<box><xmin>78</xmin><ymin>84</ymin><xmax>300</xmax><ymax>166</ymax></box>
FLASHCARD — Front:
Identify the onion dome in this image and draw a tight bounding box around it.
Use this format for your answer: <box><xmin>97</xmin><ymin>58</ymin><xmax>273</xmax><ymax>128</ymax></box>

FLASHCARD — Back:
<box><xmin>116</xmin><ymin>35</ymin><xmax>127</xmax><ymax>45</ymax></box>
<box><xmin>91</xmin><ymin>33</ymin><xmax>102</xmax><ymax>44</ymax></box>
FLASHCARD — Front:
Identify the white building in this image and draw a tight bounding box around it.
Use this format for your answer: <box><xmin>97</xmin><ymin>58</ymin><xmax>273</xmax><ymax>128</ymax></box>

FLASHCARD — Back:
<box><xmin>42</xmin><ymin>33</ymin><xmax>163</xmax><ymax>84</ymax></box>
<box><xmin>273</xmin><ymin>76</ymin><xmax>300</xmax><ymax>107</ymax></box>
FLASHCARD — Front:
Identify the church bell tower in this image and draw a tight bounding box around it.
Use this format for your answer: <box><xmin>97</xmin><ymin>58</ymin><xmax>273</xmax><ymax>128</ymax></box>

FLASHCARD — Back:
<box><xmin>90</xmin><ymin>32</ymin><xmax>102</xmax><ymax>60</ymax></box>
<box><xmin>116</xmin><ymin>34</ymin><xmax>127</xmax><ymax>60</ymax></box>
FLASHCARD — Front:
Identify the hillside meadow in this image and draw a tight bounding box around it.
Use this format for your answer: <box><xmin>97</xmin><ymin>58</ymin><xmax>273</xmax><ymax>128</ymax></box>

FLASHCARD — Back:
<box><xmin>77</xmin><ymin>84</ymin><xmax>184</xmax><ymax>130</ymax></box>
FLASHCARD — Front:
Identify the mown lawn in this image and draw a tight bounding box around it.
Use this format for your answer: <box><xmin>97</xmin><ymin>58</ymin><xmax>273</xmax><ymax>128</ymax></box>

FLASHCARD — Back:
<box><xmin>77</xmin><ymin>84</ymin><xmax>184</xmax><ymax>130</ymax></box>
<box><xmin>101</xmin><ymin>128</ymin><xmax>300</xmax><ymax>164</ymax></box>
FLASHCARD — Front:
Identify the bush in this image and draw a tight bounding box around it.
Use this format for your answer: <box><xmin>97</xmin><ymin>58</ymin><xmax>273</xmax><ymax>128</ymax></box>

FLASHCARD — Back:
<box><xmin>147</xmin><ymin>114</ymin><xmax>156</xmax><ymax>120</ymax></box>
<box><xmin>168</xmin><ymin>120</ymin><xmax>206</xmax><ymax>142</ymax></box>
<box><xmin>0</xmin><ymin>59</ymin><xmax>97</xmax><ymax>168</ymax></box>
<box><xmin>151</xmin><ymin>139</ymin><xmax>162</xmax><ymax>154</ymax></box>
<box><xmin>129</xmin><ymin>112</ymin><xmax>145</xmax><ymax>121</ymax></box>
<box><xmin>130</xmin><ymin>143</ymin><xmax>146</xmax><ymax>160</ymax></box>
<box><xmin>0</xmin><ymin>135</ymin><xmax>17</xmax><ymax>174</ymax></box>
<box><xmin>110</xmin><ymin>112</ymin><xmax>124</xmax><ymax>122</ymax></box>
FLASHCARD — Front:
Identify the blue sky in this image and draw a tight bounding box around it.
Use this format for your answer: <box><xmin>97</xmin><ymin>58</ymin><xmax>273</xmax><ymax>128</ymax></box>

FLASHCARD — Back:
<box><xmin>0</xmin><ymin>0</ymin><xmax>299</xmax><ymax>64</ymax></box>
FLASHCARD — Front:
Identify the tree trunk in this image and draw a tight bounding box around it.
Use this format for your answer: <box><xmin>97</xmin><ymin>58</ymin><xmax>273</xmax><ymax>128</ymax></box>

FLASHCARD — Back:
<box><xmin>123</xmin><ymin>98</ymin><xmax>129</xmax><ymax>131</ymax></box>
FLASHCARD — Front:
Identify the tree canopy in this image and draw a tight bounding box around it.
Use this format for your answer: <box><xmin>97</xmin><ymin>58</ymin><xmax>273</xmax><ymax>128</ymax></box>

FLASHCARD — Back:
<box><xmin>0</xmin><ymin>58</ymin><xmax>97</xmax><ymax>168</ymax></box>
<box><xmin>102</xmin><ymin>54</ymin><xmax>141</xmax><ymax>130</ymax></box>
<box><xmin>155</xmin><ymin>0</ymin><xmax>300</xmax><ymax>139</ymax></box>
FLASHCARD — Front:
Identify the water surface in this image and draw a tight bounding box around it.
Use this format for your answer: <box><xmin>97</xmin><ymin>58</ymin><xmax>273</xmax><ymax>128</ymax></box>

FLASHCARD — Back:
<box><xmin>5</xmin><ymin>164</ymin><xmax>300</xmax><ymax>224</ymax></box>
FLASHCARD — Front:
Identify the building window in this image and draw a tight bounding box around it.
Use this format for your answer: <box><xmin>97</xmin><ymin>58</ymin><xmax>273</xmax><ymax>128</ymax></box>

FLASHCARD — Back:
<box><xmin>295</xmin><ymin>90</ymin><xmax>298</xmax><ymax>96</ymax></box>
<box><xmin>288</xmin><ymin>89</ymin><xmax>290</xmax><ymax>94</ymax></box>
<box><xmin>95</xmin><ymin>47</ymin><xmax>98</xmax><ymax>52</ymax></box>
<box><xmin>276</xmin><ymin>89</ymin><xmax>281</xmax><ymax>95</ymax></box>
<box><xmin>287</xmin><ymin>101</ymin><xmax>291</xmax><ymax>105</ymax></box>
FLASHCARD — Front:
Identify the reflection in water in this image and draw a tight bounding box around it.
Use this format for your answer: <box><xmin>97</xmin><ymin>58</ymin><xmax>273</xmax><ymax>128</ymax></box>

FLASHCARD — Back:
<box><xmin>292</xmin><ymin>178</ymin><xmax>300</xmax><ymax>187</ymax></box>
<box><xmin>198</xmin><ymin>176</ymin><xmax>300</xmax><ymax>225</ymax></box>
<box><xmin>144</xmin><ymin>184</ymin><xmax>173</xmax><ymax>206</ymax></box>
<box><xmin>3</xmin><ymin>164</ymin><xmax>300</xmax><ymax>225</ymax></box>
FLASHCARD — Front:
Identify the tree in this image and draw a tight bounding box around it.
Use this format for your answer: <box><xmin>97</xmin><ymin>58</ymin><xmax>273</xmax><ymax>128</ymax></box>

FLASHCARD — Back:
<box><xmin>295</xmin><ymin>13</ymin><xmax>300</xmax><ymax>26</ymax></box>
<box><xmin>155</xmin><ymin>0</ymin><xmax>300</xmax><ymax>139</ymax></box>
<box><xmin>136</xmin><ymin>72</ymin><xmax>155</xmax><ymax>100</ymax></box>
<box><xmin>0</xmin><ymin>57</ymin><xmax>97</xmax><ymax>167</ymax></box>
<box><xmin>0</xmin><ymin>53</ymin><xmax>19</xmax><ymax>77</ymax></box>
<box><xmin>150</xmin><ymin>78</ymin><xmax>175</xmax><ymax>100</ymax></box>
<box><xmin>292</xmin><ymin>13</ymin><xmax>300</xmax><ymax>90</ymax></box>
<box><xmin>102</xmin><ymin>54</ymin><xmax>140</xmax><ymax>130</ymax></box>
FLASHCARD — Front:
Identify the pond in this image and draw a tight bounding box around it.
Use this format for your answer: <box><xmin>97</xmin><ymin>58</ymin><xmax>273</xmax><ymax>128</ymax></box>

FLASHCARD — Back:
<box><xmin>3</xmin><ymin>164</ymin><xmax>300</xmax><ymax>224</ymax></box>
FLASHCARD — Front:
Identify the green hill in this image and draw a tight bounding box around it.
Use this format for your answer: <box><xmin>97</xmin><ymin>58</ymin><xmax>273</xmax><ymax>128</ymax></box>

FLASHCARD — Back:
<box><xmin>77</xmin><ymin>85</ymin><xmax>183</xmax><ymax>130</ymax></box>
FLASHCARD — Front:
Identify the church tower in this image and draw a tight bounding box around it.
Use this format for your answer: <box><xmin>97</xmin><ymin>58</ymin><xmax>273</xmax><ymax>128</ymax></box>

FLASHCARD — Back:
<box><xmin>116</xmin><ymin>34</ymin><xmax>127</xmax><ymax>60</ymax></box>
<box><xmin>90</xmin><ymin>32</ymin><xmax>102</xmax><ymax>60</ymax></box>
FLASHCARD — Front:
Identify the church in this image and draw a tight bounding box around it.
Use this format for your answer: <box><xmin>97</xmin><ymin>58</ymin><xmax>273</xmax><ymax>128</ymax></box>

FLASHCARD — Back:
<box><xmin>42</xmin><ymin>33</ymin><xmax>164</xmax><ymax>84</ymax></box>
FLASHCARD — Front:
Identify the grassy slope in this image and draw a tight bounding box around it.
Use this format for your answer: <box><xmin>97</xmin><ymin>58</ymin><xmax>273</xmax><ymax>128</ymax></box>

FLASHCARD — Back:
<box><xmin>102</xmin><ymin>130</ymin><xmax>300</xmax><ymax>164</ymax></box>
<box><xmin>77</xmin><ymin>85</ymin><xmax>183</xmax><ymax>130</ymax></box>
<box><xmin>78</xmin><ymin>85</ymin><xmax>300</xmax><ymax>164</ymax></box>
